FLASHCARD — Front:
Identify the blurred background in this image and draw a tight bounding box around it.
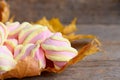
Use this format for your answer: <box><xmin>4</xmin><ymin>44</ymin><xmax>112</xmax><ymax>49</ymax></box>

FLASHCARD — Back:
<box><xmin>7</xmin><ymin>0</ymin><xmax>120</xmax><ymax>24</ymax></box>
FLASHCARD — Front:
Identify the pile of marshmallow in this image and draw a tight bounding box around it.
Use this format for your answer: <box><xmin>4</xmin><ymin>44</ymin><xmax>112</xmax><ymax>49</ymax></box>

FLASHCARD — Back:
<box><xmin>0</xmin><ymin>22</ymin><xmax>78</xmax><ymax>75</ymax></box>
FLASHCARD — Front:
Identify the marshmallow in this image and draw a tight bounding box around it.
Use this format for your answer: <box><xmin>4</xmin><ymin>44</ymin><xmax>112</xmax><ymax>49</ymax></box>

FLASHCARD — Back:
<box><xmin>0</xmin><ymin>22</ymin><xmax>8</xmax><ymax>45</ymax></box>
<box><xmin>6</xmin><ymin>22</ymin><xmax>31</xmax><ymax>39</ymax></box>
<box><xmin>0</xmin><ymin>46</ymin><xmax>16</xmax><ymax>74</ymax></box>
<box><xmin>41</xmin><ymin>33</ymin><xmax>78</xmax><ymax>70</ymax></box>
<box><xmin>14</xmin><ymin>44</ymin><xmax>46</xmax><ymax>69</ymax></box>
<box><xmin>19</xmin><ymin>25</ymin><xmax>53</xmax><ymax>45</ymax></box>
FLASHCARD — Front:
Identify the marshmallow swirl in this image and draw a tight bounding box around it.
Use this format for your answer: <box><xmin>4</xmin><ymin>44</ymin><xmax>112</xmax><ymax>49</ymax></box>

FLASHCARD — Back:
<box><xmin>41</xmin><ymin>33</ymin><xmax>78</xmax><ymax>70</ymax></box>
<box><xmin>4</xmin><ymin>39</ymin><xmax>18</xmax><ymax>53</ymax></box>
<box><xmin>19</xmin><ymin>25</ymin><xmax>53</xmax><ymax>45</ymax></box>
<box><xmin>0</xmin><ymin>22</ymin><xmax>8</xmax><ymax>45</ymax></box>
<box><xmin>6</xmin><ymin>22</ymin><xmax>31</xmax><ymax>39</ymax></box>
<box><xmin>0</xmin><ymin>46</ymin><xmax>16</xmax><ymax>74</ymax></box>
<box><xmin>14</xmin><ymin>44</ymin><xmax>46</xmax><ymax>69</ymax></box>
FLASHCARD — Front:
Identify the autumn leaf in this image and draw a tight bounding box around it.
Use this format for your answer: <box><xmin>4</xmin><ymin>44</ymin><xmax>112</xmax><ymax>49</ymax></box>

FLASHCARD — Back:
<box><xmin>0</xmin><ymin>56</ymin><xmax>41</xmax><ymax>79</ymax></box>
<box><xmin>63</xmin><ymin>33</ymin><xmax>96</xmax><ymax>41</ymax></box>
<box><xmin>62</xmin><ymin>18</ymin><xmax>77</xmax><ymax>34</ymax></box>
<box><xmin>35</xmin><ymin>17</ymin><xmax>55</xmax><ymax>32</ymax></box>
<box><xmin>8</xmin><ymin>16</ymin><xmax>14</xmax><ymax>22</ymax></box>
<box><xmin>0</xmin><ymin>0</ymin><xmax>10</xmax><ymax>22</ymax></box>
<box><xmin>49</xmin><ymin>18</ymin><xmax>64</xmax><ymax>32</ymax></box>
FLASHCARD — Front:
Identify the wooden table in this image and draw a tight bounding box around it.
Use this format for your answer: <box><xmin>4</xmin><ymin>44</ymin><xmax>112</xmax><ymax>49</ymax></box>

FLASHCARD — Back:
<box><xmin>7</xmin><ymin>0</ymin><xmax>120</xmax><ymax>24</ymax></box>
<box><xmin>6</xmin><ymin>24</ymin><xmax>120</xmax><ymax>80</ymax></box>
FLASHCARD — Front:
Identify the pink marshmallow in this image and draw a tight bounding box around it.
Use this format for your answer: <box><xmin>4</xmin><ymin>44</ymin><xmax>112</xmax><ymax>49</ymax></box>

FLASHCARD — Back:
<box><xmin>18</xmin><ymin>25</ymin><xmax>53</xmax><ymax>44</ymax></box>
<box><xmin>6</xmin><ymin>22</ymin><xmax>31</xmax><ymax>39</ymax></box>
<box><xmin>41</xmin><ymin>32</ymin><xmax>78</xmax><ymax>70</ymax></box>
<box><xmin>0</xmin><ymin>46</ymin><xmax>16</xmax><ymax>74</ymax></box>
<box><xmin>14</xmin><ymin>44</ymin><xmax>46</xmax><ymax>69</ymax></box>
<box><xmin>4</xmin><ymin>39</ymin><xmax>18</xmax><ymax>53</ymax></box>
<box><xmin>0</xmin><ymin>22</ymin><xmax>8</xmax><ymax>45</ymax></box>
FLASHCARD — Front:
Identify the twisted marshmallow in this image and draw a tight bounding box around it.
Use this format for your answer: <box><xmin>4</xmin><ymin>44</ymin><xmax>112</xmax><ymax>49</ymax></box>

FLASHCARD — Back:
<box><xmin>0</xmin><ymin>46</ymin><xmax>16</xmax><ymax>74</ymax></box>
<box><xmin>4</xmin><ymin>39</ymin><xmax>18</xmax><ymax>53</ymax></box>
<box><xmin>0</xmin><ymin>22</ymin><xmax>8</xmax><ymax>45</ymax></box>
<box><xmin>41</xmin><ymin>33</ymin><xmax>78</xmax><ymax>69</ymax></box>
<box><xmin>19</xmin><ymin>25</ymin><xmax>53</xmax><ymax>45</ymax></box>
<box><xmin>14</xmin><ymin>44</ymin><xmax>46</xmax><ymax>69</ymax></box>
<box><xmin>6</xmin><ymin>22</ymin><xmax>31</xmax><ymax>39</ymax></box>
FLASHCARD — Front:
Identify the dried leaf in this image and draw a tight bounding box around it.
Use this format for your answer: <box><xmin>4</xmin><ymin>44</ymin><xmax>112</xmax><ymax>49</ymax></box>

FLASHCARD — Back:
<box><xmin>8</xmin><ymin>16</ymin><xmax>14</xmax><ymax>22</ymax></box>
<box><xmin>0</xmin><ymin>56</ymin><xmax>41</xmax><ymax>79</ymax></box>
<box><xmin>70</xmin><ymin>38</ymin><xmax>101</xmax><ymax>64</ymax></box>
<box><xmin>64</xmin><ymin>33</ymin><xmax>96</xmax><ymax>41</ymax></box>
<box><xmin>35</xmin><ymin>17</ymin><xmax>55</xmax><ymax>32</ymax></box>
<box><xmin>62</xmin><ymin>18</ymin><xmax>77</xmax><ymax>34</ymax></box>
<box><xmin>0</xmin><ymin>0</ymin><xmax>10</xmax><ymax>22</ymax></box>
<box><xmin>49</xmin><ymin>18</ymin><xmax>64</xmax><ymax>32</ymax></box>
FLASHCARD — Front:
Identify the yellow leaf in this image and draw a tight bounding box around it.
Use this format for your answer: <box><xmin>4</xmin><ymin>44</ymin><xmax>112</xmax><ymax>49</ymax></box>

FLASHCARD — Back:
<box><xmin>62</xmin><ymin>18</ymin><xmax>77</xmax><ymax>34</ymax></box>
<box><xmin>0</xmin><ymin>56</ymin><xmax>41</xmax><ymax>79</ymax></box>
<box><xmin>35</xmin><ymin>17</ymin><xmax>55</xmax><ymax>32</ymax></box>
<box><xmin>0</xmin><ymin>0</ymin><xmax>10</xmax><ymax>22</ymax></box>
<box><xmin>70</xmin><ymin>38</ymin><xmax>101</xmax><ymax>64</ymax></box>
<box><xmin>49</xmin><ymin>18</ymin><xmax>64</xmax><ymax>32</ymax></box>
<box><xmin>8</xmin><ymin>16</ymin><xmax>15</xmax><ymax>22</ymax></box>
<box><xmin>64</xmin><ymin>33</ymin><xmax>96</xmax><ymax>41</ymax></box>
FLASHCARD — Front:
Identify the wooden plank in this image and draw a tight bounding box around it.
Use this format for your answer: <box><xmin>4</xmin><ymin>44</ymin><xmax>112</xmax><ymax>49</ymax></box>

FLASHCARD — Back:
<box><xmin>7</xmin><ymin>0</ymin><xmax>120</xmax><ymax>24</ymax></box>
<box><xmin>77</xmin><ymin>24</ymin><xmax>120</xmax><ymax>42</ymax></box>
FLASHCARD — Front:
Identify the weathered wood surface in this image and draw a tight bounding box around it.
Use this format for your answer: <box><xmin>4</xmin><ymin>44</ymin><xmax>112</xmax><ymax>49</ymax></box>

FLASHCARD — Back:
<box><xmin>7</xmin><ymin>0</ymin><xmax>120</xmax><ymax>24</ymax></box>
<box><xmin>6</xmin><ymin>24</ymin><xmax>120</xmax><ymax>80</ymax></box>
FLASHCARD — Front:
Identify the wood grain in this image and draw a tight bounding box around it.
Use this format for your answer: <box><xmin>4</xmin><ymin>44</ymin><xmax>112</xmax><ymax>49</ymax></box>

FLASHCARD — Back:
<box><xmin>5</xmin><ymin>24</ymin><xmax>120</xmax><ymax>80</ymax></box>
<box><xmin>6</xmin><ymin>0</ymin><xmax>120</xmax><ymax>24</ymax></box>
